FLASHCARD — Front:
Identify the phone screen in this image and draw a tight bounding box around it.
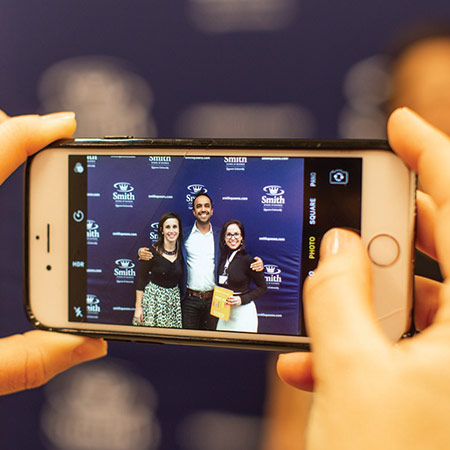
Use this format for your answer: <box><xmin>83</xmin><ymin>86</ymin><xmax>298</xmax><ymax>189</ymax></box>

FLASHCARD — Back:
<box><xmin>68</xmin><ymin>154</ymin><xmax>362</xmax><ymax>337</ymax></box>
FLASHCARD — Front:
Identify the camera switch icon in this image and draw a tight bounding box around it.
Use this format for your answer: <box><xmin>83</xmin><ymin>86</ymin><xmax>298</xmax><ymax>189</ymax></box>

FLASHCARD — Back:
<box><xmin>329</xmin><ymin>169</ymin><xmax>349</xmax><ymax>185</ymax></box>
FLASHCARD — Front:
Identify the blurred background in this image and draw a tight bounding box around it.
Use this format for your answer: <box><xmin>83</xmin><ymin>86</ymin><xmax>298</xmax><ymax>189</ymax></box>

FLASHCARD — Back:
<box><xmin>2</xmin><ymin>1</ymin><xmax>450</xmax><ymax>449</ymax></box>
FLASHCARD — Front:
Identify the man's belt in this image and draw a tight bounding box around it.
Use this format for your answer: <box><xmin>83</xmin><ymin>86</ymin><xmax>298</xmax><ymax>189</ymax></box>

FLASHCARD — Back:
<box><xmin>186</xmin><ymin>289</ymin><xmax>213</xmax><ymax>300</ymax></box>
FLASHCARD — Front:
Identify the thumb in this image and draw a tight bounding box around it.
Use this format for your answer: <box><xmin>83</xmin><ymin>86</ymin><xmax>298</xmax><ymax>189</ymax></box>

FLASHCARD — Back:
<box><xmin>304</xmin><ymin>229</ymin><xmax>387</xmax><ymax>372</ymax></box>
<box><xmin>0</xmin><ymin>330</ymin><xmax>107</xmax><ymax>396</ymax></box>
<box><xmin>0</xmin><ymin>111</ymin><xmax>76</xmax><ymax>185</ymax></box>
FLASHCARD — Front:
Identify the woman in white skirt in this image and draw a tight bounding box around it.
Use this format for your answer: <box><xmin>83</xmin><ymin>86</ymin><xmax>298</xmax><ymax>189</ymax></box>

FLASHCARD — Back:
<box><xmin>216</xmin><ymin>220</ymin><xmax>267</xmax><ymax>332</ymax></box>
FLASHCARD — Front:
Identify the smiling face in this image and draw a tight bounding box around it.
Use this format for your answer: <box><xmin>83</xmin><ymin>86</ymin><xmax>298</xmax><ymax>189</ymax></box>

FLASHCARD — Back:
<box><xmin>224</xmin><ymin>223</ymin><xmax>243</xmax><ymax>250</ymax></box>
<box><xmin>193</xmin><ymin>194</ymin><xmax>213</xmax><ymax>225</ymax></box>
<box><xmin>162</xmin><ymin>218</ymin><xmax>180</xmax><ymax>244</ymax></box>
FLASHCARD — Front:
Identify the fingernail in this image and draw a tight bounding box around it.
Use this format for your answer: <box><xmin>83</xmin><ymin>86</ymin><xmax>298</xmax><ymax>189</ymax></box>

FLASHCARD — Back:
<box><xmin>320</xmin><ymin>228</ymin><xmax>351</xmax><ymax>258</ymax></box>
<box><xmin>41</xmin><ymin>111</ymin><xmax>76</xmax><ymax>121</ymax></box>
<box><xmin>72</xmin><ymin>338</ymin><xmax>107</xmax><ymax>363</ymax></box>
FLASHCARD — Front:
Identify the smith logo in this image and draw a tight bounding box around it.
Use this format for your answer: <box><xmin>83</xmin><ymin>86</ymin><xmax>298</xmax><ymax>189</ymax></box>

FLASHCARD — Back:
<box><xmin>186</xmin><ymin>184</ymin><xmax>207</xmax><ymax>209</ymax></box>
<box><xmin>113</xmin><ymin>182</ymin><xmax>135</xmax><ymax>208</ymax></box>
<box><xmin>86</xmin><ymin>220</ymin><xmax>100</xmax><ymax>244</ymax></box>
<box><xmin>114</xmin><ymin>259</ymin><xmax>136</xmax><ymax>284</ymax></box>
<box><xmin>261</xmin><ymin>185</ymin><xmax>286</xmax><ymax>212</ymax></box>
<box><xmin>224</xmin><ymin>156</ymin><xmax>247</xmax><ymax>172</ymax></box>
<box><xmin>149</xmin><ymin>155</ymin><xmax>171</xmax><ymax>170</ymax></box>
<box><xmin>149</xmin><ymin>222</ymin><xmax>159</xmax><ymax>241</ymax></box>
<box><xmin>87</xmin><ymin>155</ymin><xmax>98</xmax><ymax>168</ymax></box>
<box><xmin>264</xmin><ymin>264</ymin><xmax>283</xmax><ymax>290</ymax></box>
<box><xmin>149</xmin><ymin>156</ymin><xmax>171</xmax><ymax>162</ymax></box>
<box><xmin>224</xmin><ymin>157</ymin><xmax>247</xmax><ymax>163</ymax></box>
<box><xmin>86</xmin><ymin>294</ymin><xmax>101</xmax><ymax>317</ymax></box>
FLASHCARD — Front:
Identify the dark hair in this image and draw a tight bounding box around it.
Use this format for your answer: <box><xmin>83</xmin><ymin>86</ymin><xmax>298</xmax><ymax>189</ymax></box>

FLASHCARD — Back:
<box><xmin>154</xmin><ymin>212</ymin><xmax>183</xmax><ymax>255</ymax></box>
<box><xmin>219</xmin><ymin>219</ymin><xmax>247</xmax><ymax>255</ymax></box>
<box><xmin>192</xmin><ymin>191</ymin><xmax>214</xmax><ymax>209</ymax></box>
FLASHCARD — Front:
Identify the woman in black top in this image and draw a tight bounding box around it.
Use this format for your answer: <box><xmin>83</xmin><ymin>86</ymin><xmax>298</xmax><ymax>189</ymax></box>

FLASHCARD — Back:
<box><xmin>133</xmin><ymin>212</ymin><xmax>184</xmax><ymax>328</ymax></box>
<box><xmin>216</xmin><ymin>219</ymin><xmax>267</xmax><ymax>332</ymax></box>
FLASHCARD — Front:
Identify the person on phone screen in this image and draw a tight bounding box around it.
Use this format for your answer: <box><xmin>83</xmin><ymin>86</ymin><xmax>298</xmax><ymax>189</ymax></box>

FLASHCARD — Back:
<box><xmin>133</xmin><ymin>212</ymin><xmax>184</xmax><ymax>328</ymax></box>
<box><xmin>138</xmin><ymin>192</ymin><xmax>264</xmax><ymax>330</ymax></box>
<box><xmin>216</xmin><ymin>220</ymin><xmax>267</xmax><ymax>333</ymax></box>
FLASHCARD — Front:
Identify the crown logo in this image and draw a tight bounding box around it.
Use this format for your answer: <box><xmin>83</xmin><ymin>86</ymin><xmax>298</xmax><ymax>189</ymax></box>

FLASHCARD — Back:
<box><xmin>263</xmin><ymin>185</ymin><xmax>285</xmax><ymax>196</ymax></box>
<box><xmin>265</xmin><ymin>264</ymin><xmax>281</xmax><ymax>275</ymax></box>
<box><xmin>115</xmin><ymin>259</ymin><xmax>135</xmax><ymax>269</ymax></box>
<box><xmin>114</xmin><ymin>182</ymin><xmax>133</xmax><ymax>192</ymax></box>
<box><xmin>86</xmin><ymin>220</ymin><xmax>98</xmax><ymax>231</ymax></box>
<box><xmin>86</xmin><ymin>294</ymin><xmax>99</xmax><ymax>305</ymax></box>
<box><xmin>188</xmin><ymin>184</ymin><xmax>206</xmax><ymax>194</ymax></box>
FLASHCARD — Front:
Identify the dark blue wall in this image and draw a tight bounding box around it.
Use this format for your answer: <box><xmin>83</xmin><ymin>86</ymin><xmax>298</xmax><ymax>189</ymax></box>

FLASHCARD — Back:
<box><xmin>2</xmin><ymin>2</ymin><xmax>450</xmax><ymax>449</ymax></box>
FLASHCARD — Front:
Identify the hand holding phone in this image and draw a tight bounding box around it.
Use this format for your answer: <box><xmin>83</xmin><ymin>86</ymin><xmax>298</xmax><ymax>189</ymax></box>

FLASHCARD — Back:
<box><xmin>278</xmin><ymin>108</ymin><xmax>450</xmax><ymax>450</ymax></box>
<box><xmin>0</xmin><ymin>109</ymin><xmax>106</xmax><ymax>396</ymax></box>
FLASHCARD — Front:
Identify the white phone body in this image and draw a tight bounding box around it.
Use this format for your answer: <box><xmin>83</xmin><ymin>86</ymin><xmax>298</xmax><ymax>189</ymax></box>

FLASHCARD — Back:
<box><xmin>24</xmin><ymin>138</ymin><xmax>415</xmax><ymax>351</ymax></box>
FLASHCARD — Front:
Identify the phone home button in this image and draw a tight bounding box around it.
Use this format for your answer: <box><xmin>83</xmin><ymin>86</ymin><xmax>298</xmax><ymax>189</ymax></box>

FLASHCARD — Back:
<box><xmin>368</xmin><ymin>234</ymin><xmax>400</xmax><ymax>267</ymax></box>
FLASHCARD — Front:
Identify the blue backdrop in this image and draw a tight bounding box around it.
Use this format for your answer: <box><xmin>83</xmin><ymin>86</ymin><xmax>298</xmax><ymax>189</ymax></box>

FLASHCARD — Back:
<box><xmin>2</xmin><ymin>1</ymin><xmax>450</xmax><ymax>449</ymax></box>
<box><xmin>84</xmin><ymin>155</ymin><xmax>304</xmax><ymax>334</ymax></box>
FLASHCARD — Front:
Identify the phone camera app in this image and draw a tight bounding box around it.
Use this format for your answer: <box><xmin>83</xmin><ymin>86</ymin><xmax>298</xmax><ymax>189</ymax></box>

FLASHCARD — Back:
<box><xmin>329</xmin><ymin>169</ymin><xmax>349</xmax><ymax>185</ymax></box>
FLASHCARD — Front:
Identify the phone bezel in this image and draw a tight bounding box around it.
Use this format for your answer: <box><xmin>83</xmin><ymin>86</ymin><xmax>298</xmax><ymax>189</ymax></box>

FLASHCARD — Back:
<box><xmin>24</xmin><ymin>138</ymin><xmax>416</xmax><ymax>351</ymax></box>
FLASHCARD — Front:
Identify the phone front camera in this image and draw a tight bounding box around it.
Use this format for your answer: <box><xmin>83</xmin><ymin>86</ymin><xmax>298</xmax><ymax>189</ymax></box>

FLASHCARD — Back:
<box><xmin>46</xmin><ymin>265</ymin><xmax>52</xmax><ymax>271</ymax></box>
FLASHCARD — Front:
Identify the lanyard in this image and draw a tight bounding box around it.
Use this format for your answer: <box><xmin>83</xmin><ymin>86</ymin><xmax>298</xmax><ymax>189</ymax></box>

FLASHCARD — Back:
<box><xmin>222</xmin><ymin>249</ymin><xmax>239</xmax><ymax>275</ymax></box>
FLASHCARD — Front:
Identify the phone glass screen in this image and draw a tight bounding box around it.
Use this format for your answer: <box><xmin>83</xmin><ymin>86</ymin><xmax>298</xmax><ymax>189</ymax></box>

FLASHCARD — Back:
<box><xmin>68</xmin><ymin>154</ymin><xmax>362</xmax><ymax>337</ymax></box>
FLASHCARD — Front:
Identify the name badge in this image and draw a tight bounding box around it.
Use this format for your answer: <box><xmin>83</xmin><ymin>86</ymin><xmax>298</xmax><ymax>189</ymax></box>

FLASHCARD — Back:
<box><xmin>219</xmin><ymin>275</ymin><xmax>228</xmax><ymax>285</ymax></box>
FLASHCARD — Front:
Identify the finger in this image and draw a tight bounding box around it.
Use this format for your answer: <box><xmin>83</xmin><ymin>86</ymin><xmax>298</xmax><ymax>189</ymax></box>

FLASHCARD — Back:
<box><xmin>0</xmin><ymin>109</ymin><xmax>10</xmax><ymax>124</ymax></box>
<box><xmin>0</xmin><ymin>111</ymin><xmax>76</xmax><ymax>185</ymax></box>
<box><xmin>388</xmin><ymin>107</ymin><xmax>450</xmax><ymax>206</ymax></box>
<box><xmin>388</xmin><ymin>108</ymin><xmax>450</xmax><ymax>277</ymax></box>
<box><xmin>414</xmin><ymin>276</ymin><xmax>441</xmax><ymax>331</ymax></box>
<box><xmin>0</xmin><ymin>330</ymin><xmax>107</xmax><ymax>396</ymax></box>
<box><xmin>277</xmin><ymin>352</ymin><xmax>314</xmax><ymax>392</ymax></box>
<box><xmin>304</xmin><ymin>229</ymin><xmax>387</xmax><ymax>374</ymax></box>
<box><xmin>416</xmin><ymin>191</ymin><xmax>438</xmax><ymax>259</ymax></box>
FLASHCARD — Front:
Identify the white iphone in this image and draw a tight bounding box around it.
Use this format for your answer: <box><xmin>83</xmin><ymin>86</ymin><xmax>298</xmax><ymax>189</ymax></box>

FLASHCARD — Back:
<box><xmin>24</xmin><ymin>138</ymin><xmax>415</xmax><ymax>351</ymax></box>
